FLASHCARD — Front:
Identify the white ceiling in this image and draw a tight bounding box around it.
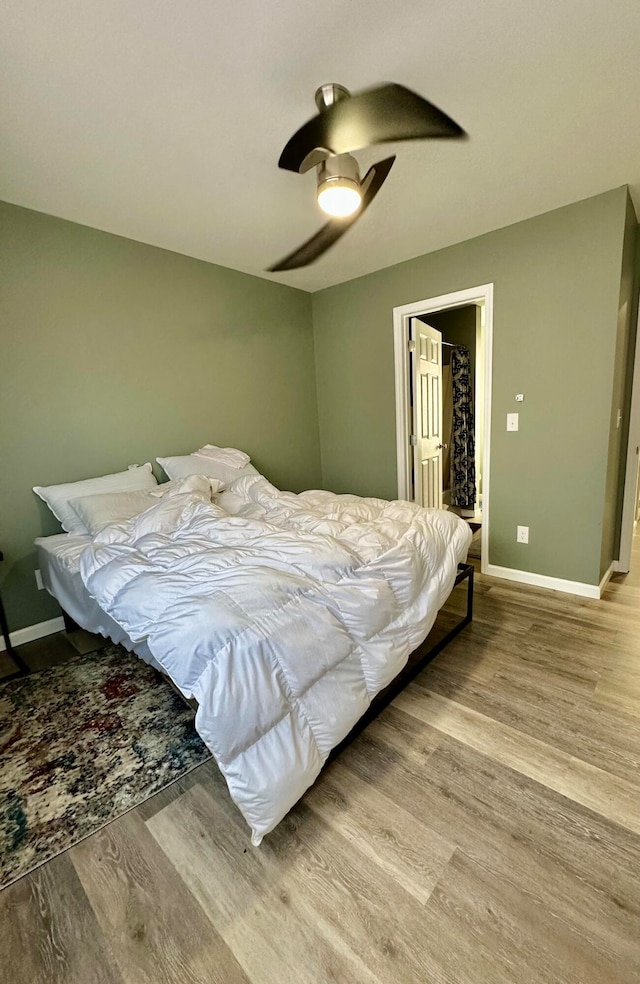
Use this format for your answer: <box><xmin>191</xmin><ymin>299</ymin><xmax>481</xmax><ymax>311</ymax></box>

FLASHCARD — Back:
<box><xmin>2</xmin><ymin>0</ymin><xmax>640</xmax><ymax>292</ymax></box>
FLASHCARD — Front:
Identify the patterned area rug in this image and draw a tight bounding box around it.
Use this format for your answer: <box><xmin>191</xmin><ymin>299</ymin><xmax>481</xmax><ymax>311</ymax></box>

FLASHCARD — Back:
<box><xmin>0</xmin><ymin>644</ymin><xmax>210</xmax><ymax>889</ymax></box>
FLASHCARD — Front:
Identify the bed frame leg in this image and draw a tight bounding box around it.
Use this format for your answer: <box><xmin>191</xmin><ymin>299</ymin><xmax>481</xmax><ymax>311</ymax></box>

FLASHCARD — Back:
<box><xmin>62</xmin><ymin>610</ymin><xmax>80</xmax><ymax>634</ymax></box>
<box><xmin>464</xmin><ymin>564</ymin><xmax>474</xmax><ymax>625</ymax></box>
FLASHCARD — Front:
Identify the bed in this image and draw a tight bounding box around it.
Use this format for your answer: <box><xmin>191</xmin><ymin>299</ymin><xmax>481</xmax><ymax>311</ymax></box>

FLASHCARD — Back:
<box><xmin>35</xmin><ymin>533</ymin><xmax>163</xmax><ymax>666</ymax></box>
<box><xmin>35</xmin><ymin>470</ymin><xmax>472</xmax><ymax>844</ymax></box>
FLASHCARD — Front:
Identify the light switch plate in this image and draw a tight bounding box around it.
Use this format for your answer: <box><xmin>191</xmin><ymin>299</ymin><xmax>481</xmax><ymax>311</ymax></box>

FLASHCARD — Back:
<box><xmin>507</xmin><ymin>412</ymin><xmax>519</xmax><ymax>431</ymax></box>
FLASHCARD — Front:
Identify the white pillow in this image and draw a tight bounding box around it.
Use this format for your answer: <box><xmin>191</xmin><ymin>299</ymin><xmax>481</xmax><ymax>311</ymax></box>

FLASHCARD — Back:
<box><xmin>69</xmin><ymin>475</ymin><xmax>222</xmax><ymax>535</ymax></box>
<box><xmin>33</xmin><ymin>463</ymin><xmax>157</xmax><ymax>534</ymax></box>
<box><xmin>193</xmin><ymin>444</ymin><xmax>251</xmax><ymax>468</ymax></box>
<box><xmin>68</xmin><ymin>487</ymin><xmax>162</xmax><ymax>535</ymax></box>
<box><xmin>157</xmin><ymin>454</ymin><xmax>259</xmax><ymax>487</ymax></box>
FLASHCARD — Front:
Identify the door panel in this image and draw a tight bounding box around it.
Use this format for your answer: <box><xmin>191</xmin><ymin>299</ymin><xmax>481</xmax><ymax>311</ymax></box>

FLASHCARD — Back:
<box><xmin>421</xmin><ymin>455</ymin><xmax>441</xmax><ymax>509</ymax></box>
<box><xmin>411</xmin><ymin>318</ymin><xmax>443</xmax><ymax>509</ymax></box>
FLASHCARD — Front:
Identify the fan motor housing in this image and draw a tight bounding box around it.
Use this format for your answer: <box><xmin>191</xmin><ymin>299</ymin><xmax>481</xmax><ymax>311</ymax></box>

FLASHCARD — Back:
<box><xmin>316</xmin><ymin>152</ymin><xmax>360</xmax><ymax>194</ymax></box>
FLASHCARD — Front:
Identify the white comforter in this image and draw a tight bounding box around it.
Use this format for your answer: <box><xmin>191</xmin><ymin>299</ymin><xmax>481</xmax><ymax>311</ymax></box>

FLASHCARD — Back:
<box><xmin>80</xmin><ymin>476</ymin><xmax>472</xmax><ymax>843</ymax></box>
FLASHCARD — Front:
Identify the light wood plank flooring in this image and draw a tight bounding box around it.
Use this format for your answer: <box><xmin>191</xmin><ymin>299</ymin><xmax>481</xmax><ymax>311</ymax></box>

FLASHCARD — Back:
<box><xmin>3</xmin><ymin>543</ymin><xmax>640</xmax><ymax>983</ymax></box>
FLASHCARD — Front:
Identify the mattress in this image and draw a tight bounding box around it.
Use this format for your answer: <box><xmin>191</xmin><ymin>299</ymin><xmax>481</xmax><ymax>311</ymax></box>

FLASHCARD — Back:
<box><xmin>34</xmin><ymin>533</ymin><xmax>158</xmax><ymax>667</ymax></box>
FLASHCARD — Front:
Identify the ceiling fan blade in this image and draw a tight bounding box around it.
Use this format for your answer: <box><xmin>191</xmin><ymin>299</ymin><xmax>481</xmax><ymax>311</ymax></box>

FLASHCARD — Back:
<box><xmin>279</xmin><ymin>83</ymin><xmax>465</xmax><ymax>174</ymax></box>
<box><xmin>268</xmin><ymin>156</ymin><xmax>395</xmax><ymax>272</ymax></box>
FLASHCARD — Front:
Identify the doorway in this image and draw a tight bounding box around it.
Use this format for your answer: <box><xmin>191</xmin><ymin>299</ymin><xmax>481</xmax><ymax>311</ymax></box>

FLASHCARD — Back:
<box><xmin>393</xmin><ymin>284</ymin><xmax>493</xmax><ymax>573</ymax></box>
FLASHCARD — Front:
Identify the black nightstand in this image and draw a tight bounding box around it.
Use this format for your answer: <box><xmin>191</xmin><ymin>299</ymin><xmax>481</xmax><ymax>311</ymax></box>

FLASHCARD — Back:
<box><xmin>0</xmin><ymin>551</ymin><xmax>29</xmax><ymax>680</ymax></box>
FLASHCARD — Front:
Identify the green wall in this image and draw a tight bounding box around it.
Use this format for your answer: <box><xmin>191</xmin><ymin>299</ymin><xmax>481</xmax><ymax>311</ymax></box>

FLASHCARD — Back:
<box><xmin>0</xmin><ymin>201</ymin><xmax>321</xmax><ymax>631</ymax></box>
<box><xmin>311</xmin><ymin>188</ymin><xmax>630</xmax><ymax>586</ymax></box>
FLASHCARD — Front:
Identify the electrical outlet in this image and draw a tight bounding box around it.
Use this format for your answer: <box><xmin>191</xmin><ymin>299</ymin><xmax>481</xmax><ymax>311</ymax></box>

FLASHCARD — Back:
<box><xmin>516</xmin><ymin>526</ymin><xmax>529</xmax><ymax>544</ymax></box>
<box><xmin>35</xmin><ymin>569</ymin><xmax>44</xmax><ymax>590</ymax></box>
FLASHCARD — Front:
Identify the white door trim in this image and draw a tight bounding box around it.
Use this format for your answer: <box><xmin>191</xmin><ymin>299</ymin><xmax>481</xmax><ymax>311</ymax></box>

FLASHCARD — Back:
<box><xmin>616</xmin><ymin>303</ymin><xmax>640</xmax><ymax>573</ymax></box>
<box><xmin>393</xmin><ymin>283</ymin><xmax>494</xmax><ymax>573</ymax></box>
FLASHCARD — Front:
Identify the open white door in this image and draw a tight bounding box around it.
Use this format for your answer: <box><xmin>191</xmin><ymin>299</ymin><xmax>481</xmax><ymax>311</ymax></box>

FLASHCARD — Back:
<box><xmin>410</xmin><ymin>318</ymin><xmax>444</xmax><ymax>508</ymax></box>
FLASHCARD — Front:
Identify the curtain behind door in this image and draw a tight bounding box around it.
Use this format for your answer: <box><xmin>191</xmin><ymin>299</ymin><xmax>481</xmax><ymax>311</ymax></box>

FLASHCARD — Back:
<box><xmin>442</xmin><ymin>362</ymin><xmax>453</xmax><ymax>492</ymax></box>
<box><xmin>451</xmin><ymin>345</ymin><xmax>476</xmax><ymax>510</ymax></box>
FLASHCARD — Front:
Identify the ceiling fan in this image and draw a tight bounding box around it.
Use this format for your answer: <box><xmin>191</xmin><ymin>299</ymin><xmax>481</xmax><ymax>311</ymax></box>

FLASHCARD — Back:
<box><xmin>268</xmin><ymin>82</ymin><xmax>466</xmax><ymax>272</ymax></box>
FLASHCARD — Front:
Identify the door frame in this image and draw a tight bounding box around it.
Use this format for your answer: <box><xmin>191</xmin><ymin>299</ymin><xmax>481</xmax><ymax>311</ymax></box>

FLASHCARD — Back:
<box><xmin>616</xmin><ymin>302</ymin><xmax>640</xmax><ymax>572</ymax></box>
<box><xmin>393</xmin><ymin>283</ymin><xmax>494</xmax><ymax>573</ymax></box>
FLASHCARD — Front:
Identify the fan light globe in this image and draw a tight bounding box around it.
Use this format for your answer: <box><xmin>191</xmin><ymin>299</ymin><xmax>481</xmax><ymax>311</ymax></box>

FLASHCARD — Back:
<box><xmin>317</xmin><ymin>180</ymin><xmax>362</xmax><ymax>218</ymax></box>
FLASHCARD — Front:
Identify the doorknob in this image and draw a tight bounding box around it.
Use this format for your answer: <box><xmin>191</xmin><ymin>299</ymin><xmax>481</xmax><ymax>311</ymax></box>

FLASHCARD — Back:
<box><xmin>437</xmin><ymin>443</ymin><xmax>448</xmax><ymax>450</ymax></box>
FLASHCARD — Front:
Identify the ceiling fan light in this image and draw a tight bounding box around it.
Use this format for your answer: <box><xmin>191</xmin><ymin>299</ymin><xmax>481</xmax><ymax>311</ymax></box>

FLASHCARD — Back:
<box><xmin>316</xmin><ymin>153</ymin><xmax>362</xmax><ymax>218</ymax></box>
<box><xmin>317</xmin><ymin>178</ymin><xmax>362</xmax><ymax>217</ymax></box>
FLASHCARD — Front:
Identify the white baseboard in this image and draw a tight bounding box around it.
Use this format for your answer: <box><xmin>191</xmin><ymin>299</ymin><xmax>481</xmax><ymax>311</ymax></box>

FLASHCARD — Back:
<box><xmin>0</xmin><ymin>615</ymin><xmax>65</xmax><ymax>653</ymax></box>
<box><xmin>485</xmin><ymin>564</ymin><xmax>603</xmax><ymax>599</ymax></box>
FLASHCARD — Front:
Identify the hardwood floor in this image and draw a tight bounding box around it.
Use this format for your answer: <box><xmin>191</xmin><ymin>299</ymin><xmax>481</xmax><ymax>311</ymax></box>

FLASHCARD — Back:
<box><xmin>3</xmin><ymin>544</ymin><xmax>640</xmax><ymax>982</ymax></box>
